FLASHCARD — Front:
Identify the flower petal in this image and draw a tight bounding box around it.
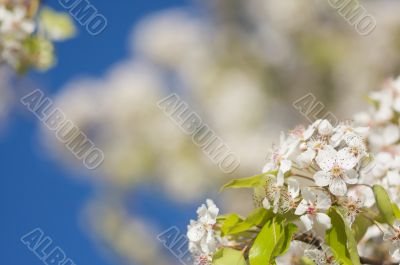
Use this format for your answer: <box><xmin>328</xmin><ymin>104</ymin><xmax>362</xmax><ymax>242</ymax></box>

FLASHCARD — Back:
<box><xmin>316</xmin><ymin>213</ymin><xmax>332</xmax><ymax>230</ymax></box>
<box><xmin>187</xmin><ymin>223</ymin><xmax>206</xmax><ymax>242</ymax></box>
<box><xmin>297</xmin><ymin>149</ymin><xmax>316</xmax><ymax>168</ymax></box>
<box><xmin>337</xmin><ymin>147</ymin><xmax>358</xmax><ymax>170</ymax></box>
<box><xmin>384</xmin><ymin>124</ymin><xmax>400</xmax><ymax>146</ymax></box>
<box><xmin>300</xmin><ymin>215</ymin><xmax>313</xmax><ymax>231</ymax></box>
<box><xmin>301</xmin><ymin>188</ymin><xmax>316</xmax><ymax>202</ymax></box>
<box><xmin>262</xmin><ymin>197</ymin><xmax>271</xmax><ymax>210</ymax></box>
<box><xmin>315</xmin><ymin>191</ymin><xmax>332</xmax><ymax>210</ymax></box>
<box><xmin>344</xmin><ymin>169</ymin><xmax>358</xmax><ymax>184</ymax></box>
<box><xmin>314</xmin><ymin>171</ymin><xmax>331</xmax><ymax>187</ymax></box>
<box><xmin>288</xmin><ymin>179</ymin><xmax>300</xmax><ymax>199</ymax></box>
<box><xmin>344</xmin><ymin>133</ymin><xmax>363</xmax><ymax>147</ymax></box>
<box><xmin>329</xmin><ymin>178</ymin><xmax>347</xmax><ymax>196</ymax></box>
<box><xmin>316</xmin><ymin>147</ymin><xmax>337</xmax><ymax>171</ymax></box>
<box><xmin>280</xmin><ymin>159</ymin><xmax>292</xmax><ymax>174</ymax></box>
<box><xmin>295</xmin><ymin>199</ymin><xmax>308</xmax><ymax>215</ymax></box>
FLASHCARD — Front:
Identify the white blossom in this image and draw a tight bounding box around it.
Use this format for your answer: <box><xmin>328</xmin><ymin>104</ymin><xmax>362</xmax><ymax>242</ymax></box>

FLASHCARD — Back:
<box><xmin>263</xmin><ymin>177</ymin><xmax>299</xmax><ymax>213</ymax></box>
<box><xmin>0</xmin><ymin>3</ymin><xmax>35</xmax><ymax>67</ymax></box>
<box><xmin>383</xmin><ymin>221</ymin><xmax>400</xmax><ymax>261</ymax></box>
<box><xmin>338</xmin><ymin>195</ymin><xmax>364</xmax><ymax>225</ymax></box>
<box><xmin>263</xmin><ymin>132</ymin><xmax>299</xmax><ymax>185</ymax></box>
<box><xmin>295</xmin><ymin>189</ymin><xmax>332</xmax><ymax>231</ymax></box>
<box><xmin>187</xmin><ymin>200</ymin><xmax>219</xmax><ymax>259</ymax></box>
<box><xmin>314</xmin><ymin>147</ymin><xmax>359</xmax><ymax>196</ymax></box>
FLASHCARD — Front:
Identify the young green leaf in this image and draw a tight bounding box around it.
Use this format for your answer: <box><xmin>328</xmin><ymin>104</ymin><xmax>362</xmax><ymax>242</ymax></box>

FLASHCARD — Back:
<box><xmin>272</xmin><ymin>223</ymin><xmax>298</xmax><ymax>258</ymax></box>
<box><xmin>373</xmin><ymin>185</ymin><xmax>396</xmax><ymax>225</ymax></box>
<box><xmin>326</xmin><ymin>207</ymin><xmax>361</xmax><ymax>265</ymax></box>
<box><xmin>220</xmin><ymin>172</ymin><xmax>268</xmax><ymax>192</ymax></box>
<box><xmin>213</xmin><ymin>248</ymin><xmax>246</xmax><ymax>265</ymax></box>
<box><xmin>40</xmin><ymin>8</ymin><xmax>76</xmax><ymax>41</ymax></box>
<box><xmin>249</xmin><ymin>217</ymin><xmax>284</xmax><ymax>265</ymax></box>
<box><xmin>227</xmin><ymin>208</ymin><xmax>272</xmax><ymax>235</ymax></box>
<box><xmin>248</xmin><ymin>218</ymin><xmax>297</xmax><ymax>265</ymax></box>
<box><xmin>221</xmin><ymin>214</ymin><xmax>241</xmax><ymax>235</ymax></box>
<box><xmin>393</xmin><ymin>203</ymin><xmax>400</xmax><ymax>220</ymax></box>
<box><xmin>352</xmin><ymin>214</ymin><xmax>373</xmax><ymax>243</ymax></box>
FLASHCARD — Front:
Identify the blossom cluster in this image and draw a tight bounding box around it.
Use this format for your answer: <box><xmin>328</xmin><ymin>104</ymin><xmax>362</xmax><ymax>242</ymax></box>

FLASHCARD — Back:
<box><xmin>353</xmin><ymin>77</ymin><xmax>400</xmax><ymax>261</ymax></box>
<box><xmin>187</xmin><ymin>200</ymin><xmax>221</xmax><ymax>265</ymax></box>
<box><xmin>355</xmin><ymin>77</ymin><xmax>400</xmax><ymax>205</ymax></box>
<box><xmin>187</xmin><ymin>95</ymin><xmax>400</xmax><ymax>265</ymax></box>
<box><xmin>0</xmin><ymin>0</ymin><xmax>74</xmax><ymax>72</ymax></box>
<box><xmin>262</xmin><ymin>119</ymin><xmax>369</xmax><ymax>228</ymax></box>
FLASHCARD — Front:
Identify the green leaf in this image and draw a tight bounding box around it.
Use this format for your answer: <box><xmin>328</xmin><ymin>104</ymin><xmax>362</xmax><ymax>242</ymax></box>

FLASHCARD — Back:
<box><xmin>221</xmin><ymin>214</ymin><xmax>241</xmax><ymax>235</ymax></box>
<box><xmin>227</xmin><ymin>208</ymin><xmax>273</xmax><ymax>235</ymax></box>
<box><xmin>352</xmin><ymin>214</ymin><xmax>373</xmax><ymax>243</ymax></box>
<box><xmin>212</xmin><ymin>248</ymin><xmax>246</xmax><ymax>265</ymax></box>
<box><xmin>220</xmin><ymin>173</ymin><xmax>268</xmax><ymax>192</ymax></box>
<box><xmin>245</xmin><ymin>208</ymin><xmax>272</xmax><ymax>226</ymax></box>
<box><xmin>373</xmin><ymin>185</ymin><xmax>396</xmax><ymax>225</ymax></box>
<box><xmin>249</xmin><ymin>218</ymin><xmax>293</xmax><ymax>265</ymax></box>
<box><xmin>326</xmin><ymin>207</ymin><xmax>361</xmax><ymax>265</ymax></box>
<box><xmin>40</xmin><ymin>8</ymin><xmax>76</xmax><ymax>41</ymax></box>
<box><xmin>272</xmin><ymin>223</ymin><xmax>298</xmax><ymax>258</ymax></box>
<box><xmin>393</xmin><ymin>203</ymin><xmax>400</xmax><ymax>220</ymax></box>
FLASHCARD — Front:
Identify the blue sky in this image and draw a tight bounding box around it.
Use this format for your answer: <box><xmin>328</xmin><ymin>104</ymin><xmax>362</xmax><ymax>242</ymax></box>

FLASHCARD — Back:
<box><xmin>0</xmin><ymin>1</ymin><xmax>195</xmax><ymax>264</ymax></box>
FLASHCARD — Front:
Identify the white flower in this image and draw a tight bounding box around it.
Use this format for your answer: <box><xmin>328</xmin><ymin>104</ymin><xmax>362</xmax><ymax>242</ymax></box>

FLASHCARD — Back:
<box><xmin>0</xmin><ymin>6</ymin><xmax>35</xmax><ymax>37</ymax></box>
<box><xmin>370</xmin><ymin>89</ymin><xmax>394</xmax><ymax>122</ymax></box>
<box><xmin>366</xmin><ymin>152</ymin><xmax>393</xmax><ymax>180</ymax></box>
<box><xmin>295</xmin><ymin>189</ymin><xmax>332</xmax><ymax>231</ymax></box>
<box><xmin>262</xmin><ymin>177</ymin><xmax>281</xmax><ymax>213</ymax></box>
<box><xmin>383</xmin><ymin>221</ymin><xmax>400</xmax><ymax>261</ymax></box>
<box><xmin>297</xmin><ymin>137</ymin><xmax>331</xmax><ymax>169</ymax></box>
<box><xmin>187</xmin><ymin>200</ymin><xmax>219</xmax><ymax>256</ymax></box>
<box><xmin>0</xmin><ymin>4</ymin><xmax>36</xmax><ymax>68</ymax></box>
<box><xmin>369</xmin><ymin>124</ymin><xmax>400</xmax><ymax>150</ymax></box>
<box><xmin>263</xmin><ymin>132</ymin><xmax>299</xmax><ymax>185</ymax></box>
<box><xmin>314</xmin><ymin>147</ymin><xmax>359</xmax><ymax>196</ymax></box>
<box><xmin>263</xmin><ymin>178</ymin><xmax>299</xmax><ymax>213</ymax></box>
<box><xmin>301</xmin><ymin>119</ymin><xmax>333</xmax><ymax>141</ymax></box>
<box><xmin>297</xmin><ymin>147</ymin><xmax>316</xmax><ymax>168</ymax></box>
<box><xmin>338</xmin><ymin>195</ymin><xmax>364</xmax><ymax>225</ymax></box>
<box><xmin>303</xmin><ymin>120</ymin><xmax>320</xmax><ymax>140</ymax></box>
<box><xmin>347</xmin><ymin>186</ymin><xmax>375</xmax><ymax>208</ymax></box>
<box><xmin>304</xmin><ymin>247</ymin><xmax>339</xmax><ymax>265</ymax></box>
<box><xmin>342</xmin><ymin>133</ymin><xmax>367</xmax><ymax>161</ymax></box>
<box><xmin>331</xmin><ymin>122</ymin><xmax>369</xmax><ymax>147</ymax></box>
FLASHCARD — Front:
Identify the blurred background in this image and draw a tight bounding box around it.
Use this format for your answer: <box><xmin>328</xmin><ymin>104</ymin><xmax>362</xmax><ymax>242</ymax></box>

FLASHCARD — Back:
<box><xmin>2</xmin><ymin>0</ymin><xmax>400</xmax><ymax>264</ymax></box>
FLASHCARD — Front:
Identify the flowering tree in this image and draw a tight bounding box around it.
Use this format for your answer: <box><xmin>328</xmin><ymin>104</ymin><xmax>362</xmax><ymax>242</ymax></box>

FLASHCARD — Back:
<box><xmin>0</xmin><ymin>0</ymin><xmax>75</xmax><ymax>73</ymax></box>
<box><xmin>187</xmin><ymin>78</ymin><xmax>400</xmax><ymax>265</ymax></box>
